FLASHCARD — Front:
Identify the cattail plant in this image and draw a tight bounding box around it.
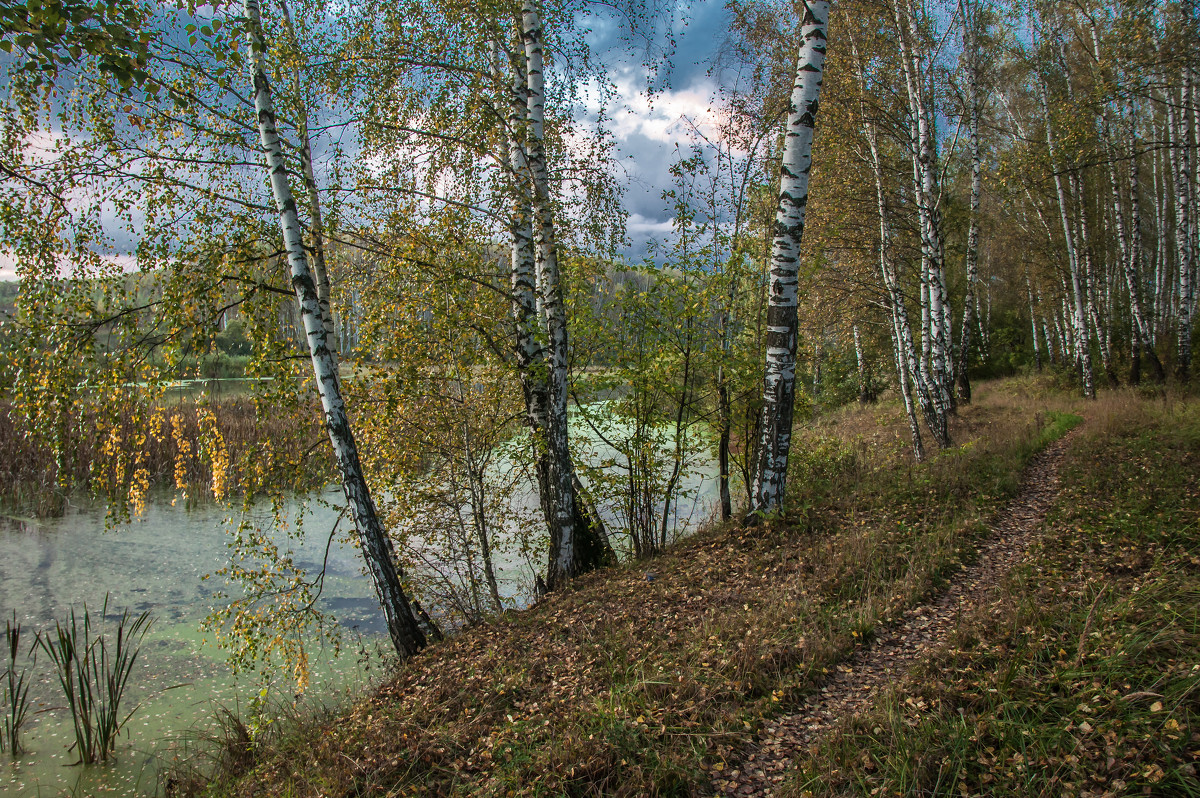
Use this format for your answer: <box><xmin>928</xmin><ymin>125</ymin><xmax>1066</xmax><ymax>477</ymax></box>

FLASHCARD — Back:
<box><xmin>38</xmin><ymin>597</ymin><xmax>152</xmax><ymax>764</ymax></box>
<box><xmin>2</xmin><ymin>612</ymin><xmax>37</xmax><ymax>755</ymax></box>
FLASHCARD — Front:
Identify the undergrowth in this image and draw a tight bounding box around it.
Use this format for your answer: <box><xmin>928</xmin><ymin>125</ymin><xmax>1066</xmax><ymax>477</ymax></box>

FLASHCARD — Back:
<box><xmin>183</xmin><ymin>378</ymin><xmax>1090</xmax><ymax>797</ymax></box>
<box><xmin>785</xmin><ymin>390</ymin><xmax>1200</xmax><ymax>798</ymax></box>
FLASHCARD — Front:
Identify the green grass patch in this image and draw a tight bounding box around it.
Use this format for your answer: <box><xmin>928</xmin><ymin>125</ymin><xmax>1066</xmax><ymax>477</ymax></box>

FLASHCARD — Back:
<box><xmin>785</xmin><ymin>395</ymin><xmax>1200</xmax><ymax>798</ymax></box>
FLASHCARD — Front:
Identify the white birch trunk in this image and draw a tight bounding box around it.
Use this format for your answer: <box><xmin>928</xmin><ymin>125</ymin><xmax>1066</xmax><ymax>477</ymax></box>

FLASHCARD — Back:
<box><xmin>855</xmin><ymin>62</ymin><xmax>943</xmax><ymax>455</ymax></box>
<box><xmin>1170</xmin><ymin>85</ymin><xmax>1195</xmax><ymax>379</ymax></box>
<box><xmin>1041</xmin><ymin>80</ymin><xmax>1095</xmax><ymax>398</ymax></box>
<box><xmin>1071</xmin><ymin>170</ymin><xmax>1115</xmax><ymax>385</ymax></box>
<box><xmin>957</xmin><ymin>2</ymin><xmax>981</xmax><ymax>403</ymax></box>
<box><xmin>853</xmin><ymin>323</ymin><xmax>870</xmax><ymax>403</ymax></box>
<box><xmin>523</xmin><ymin>0</ymin><xmax>575</xmax><ymax>584</ymax></box>
<box><xmin>278</xmin><ymin>0</ymin><xmax>336</xmax><ymax>376</ymax></box>
<box><xmin>894</xmin><ymin>0</ymin><xmax>954</xmax><ymax>418</ymax></box>
<box><xmin>851</xmin><ymin>26</ymin><xmax>947</xmax><ymax>453</ymax></box>
<box><xmin>1026</xmin><ymin>273</ymin><xmax>1041</xmax><ymax>371</ymax></box>
<box><xmin>518</xmin><ymin>2</ymin><xmax>611</xmax><ymax>583</ymax></box>
<box><xmin>1115</xmin><ymin>112</ymin><xmax>1164</xmax><ymax>381</ymax></box>
<box><xmin>502</xmin><ymin>52</ymin><xmax>559</xmax><ymax>561</ymax></box>
<box><xmin>1154</xmin><ymin>139</ymin><xmax>1170</xmax><ymax>344</ymax></box>
<box><xmin>889</xmin><ymin>302</ymin><xmax>925</xmax><ymax>462</ymax></box>
<box><xmin>748</xmin><ymin>0</ymin><xmax>829</xmax><ymax>517</ymax></box>
<box><xmin>245</xmin><ymin>0</ymin><xmax>425</xmax><ymax>658</ymax></box>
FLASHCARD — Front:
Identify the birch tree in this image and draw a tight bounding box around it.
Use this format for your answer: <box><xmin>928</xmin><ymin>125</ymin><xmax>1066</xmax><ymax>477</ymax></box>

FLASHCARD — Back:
<box><xmin>955</xmin><ymin>0</ymin><xmax>985</xmax><ymax>403</ymax></box>
<box><xmin>243</xmin><ymin>0</ymin><xmax>427</xmax><ymax>658</ymax></box>
<box><xmin>749</xmin><ymin>0</ymin><xmax>829</xmax><ymax>518</ymax></box>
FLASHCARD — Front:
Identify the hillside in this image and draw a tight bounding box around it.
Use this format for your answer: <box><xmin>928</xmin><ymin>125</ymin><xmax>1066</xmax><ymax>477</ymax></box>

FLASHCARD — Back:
<box><xmin>179</xmin><ymin>380</ymin><xmax>1200</xmax><ymax>797</ymax></box>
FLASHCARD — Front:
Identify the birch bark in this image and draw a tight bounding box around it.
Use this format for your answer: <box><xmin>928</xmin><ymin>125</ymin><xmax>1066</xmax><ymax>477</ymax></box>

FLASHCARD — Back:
<box><xmin>518</xmin><ymin>3</ymin><xmax>611</xmax><ymax>585</ymax></box>
<box><xmin>278</xmin><ymin>0</ymin><xmax>336</xmax><ymax>374</ymax></box>
<box><xmin>748</xmin><ymin>0</ymin><xmax>829</xmax><ymax>518</ymax></box>
<box><xmin>956</xmin><ymin>0</ymin><xmax>982</xmax><ymax>403</ymax></box>
<box><xmin>851</xmin><ymin>31</ymin><xmax>947</xmax><ymax>453</ymax></box>
<box><xmin>1154</xmin><ymin>138</ymin><xmax>1170</xmax><ymax>343</ymax></box>
<box><xmin>1170</xmin><ymin>85</ymin><xmax>1194</xmax><ymax>380</ymax></box>
<box><xmin>1040</xmin><ymin>79</ymin><xmax>1095</xmax><ymax>398</ymax></box>
<box><xmin>502</xmin><ymin>54</ymin><xmax>562</xmax><ymax>581</ymax></box>
<box><xmin>853</xmin><ymin>323</ymin><xmax>871</xmax><ymax>403</ymax></box>
<box><xmin>1111</xmin><ymin>112</ymin><xmax>1164</xmax><ymax>381</ymax></box>
<box><xmin>893</xmin><ymin>0</ymin><xmax>954</xmax><ymax>419</ymax></box>
<box><xmin>1026</xmin><ymin>273</ymin><xmax>1041</xmax><ymax>371</ymax></box>
<box><xmin>245</xmin><ymin>0</ymin><xmax>425</xmax><ymax>658</ymax></box>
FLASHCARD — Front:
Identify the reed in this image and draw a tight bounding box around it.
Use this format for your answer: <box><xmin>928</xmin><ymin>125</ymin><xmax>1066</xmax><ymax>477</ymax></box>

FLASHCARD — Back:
<box><xmin>2</xmin><ymin>612</ymin><xmax>37</xmax><ymax>756</ymax></box>
<box><xmin>0</xmin><ymin>398</ymin><xmax>325</xmax><ymax>516</ymax></box>
<box><xmin>37</xmin><ymin>597</ymin><xmax>152</xmax><ymax>764</ymax></box>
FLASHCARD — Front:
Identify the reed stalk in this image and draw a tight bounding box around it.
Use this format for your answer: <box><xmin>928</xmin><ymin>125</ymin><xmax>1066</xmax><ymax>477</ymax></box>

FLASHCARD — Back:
<box><xmin>38</xmin><ymin>597</ymin><xmax>152</xmax><ymax>764</ymax></box>
<box><xmin>2</xmin><ymin>612</ymin><xmax>37</xmax><ymax>755</ymax></box>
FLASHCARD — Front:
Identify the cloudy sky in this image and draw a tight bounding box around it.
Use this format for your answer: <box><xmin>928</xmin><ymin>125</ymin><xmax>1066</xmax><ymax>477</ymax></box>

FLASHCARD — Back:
<box><xmin>591</xmin><ymin>0</ymin><xmax>739</xmax><ymax>256</ymax></box>
<box><xmin>0</xmin><ymin>0</ymin><xmax>739</xmax><ymax>279</ymax></box>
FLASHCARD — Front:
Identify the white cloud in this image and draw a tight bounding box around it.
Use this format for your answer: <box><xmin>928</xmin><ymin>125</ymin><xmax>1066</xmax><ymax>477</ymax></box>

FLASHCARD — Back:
<box><xmin>607</xmin><ymin>75</ymin><xmax>724</xmax><ymax>147</ymax></box>
<box><xmin>0</xmin><ymin>251</ymin><xmax>139</xmax><ymax>281</ymax></box>
<box><xmin>626</xmin><ymin>212</ymin><xmax>677</xmax><ymax>237</ymax></box>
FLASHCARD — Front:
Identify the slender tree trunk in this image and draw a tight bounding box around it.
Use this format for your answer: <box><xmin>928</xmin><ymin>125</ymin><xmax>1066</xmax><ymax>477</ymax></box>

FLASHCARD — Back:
<box><xmin>853</xmin><ymin>323</ymin><xmax>871</xmax><ymax>403</ymax></box>
<box><xmin>1154</xmin><ymin>139</ymin><xmax>1170</xmax><ymax>344</ymax></box>
<box><xmin>894</xmin><ymin>0</ymin><xmax>954</xmax><ymax>419</ymax></box>
<box><xmin>957</xmin><ymin>9</ymin><xmax>982</xmax><ymax>404</ymax></box>
<box><xmin>1072</xmin><ymin>170</ymin><xmax>1117</xmax><ymax>386</ymax></box>
<box><xmin>245</xmin><ymin>0</ymin><xmax>425</xmax><ymax>658</ymax></box>
<box><xmin>1027</xmin><ymin>273</ymin><xmax>1041</xmax><ymax>371</ymax></box>
<box><xmin>717</xmin><ymin>280</ymin><xmax>734</xmax><ymax>520</ymax></box>
<box><xmin>502</xmin><ymin>52</ymin><xmax>559</xmax><ymax>583</ymax></box>
<box><xmin>748</xmin><ymin>0</ymin><xmax>829</xmax><ymax>519</ymax></box>
<box><xmin>852</xmin><ymin>30</ymin><xmax>948</xmax><ymax>453</ymax></box>
<box><xmin>659</xmin><ymin>320</ymin><xmax>693</xmax><ymax>546</ymax></box>
<box><xmin>1170</xmin><ymin>85</ymin><xmax>1195</xmax><ymax>380</ymax></box>
<box><xmin>1116</xmin><ymin>123</ymin><xmax>1165</xmax><ymax>381</ymax></box>
<box><xmin>462</xmin><ymin>425</ymin><xmax>504</xmax><ymax>614</ymax></box>
<box><xmin>519</xmin><ymin>2</ymin><xmax>611</xmax><ymax>583</ymax></box>
<box><xmin>1041</xmin><ymin>79</ymin><xmax>1095</xmax><ymax>398</ymax></box>
<box><xmin>278</xmin><ymin>0</ymin><xmax>336</xmax><ymax>372</ymax></box>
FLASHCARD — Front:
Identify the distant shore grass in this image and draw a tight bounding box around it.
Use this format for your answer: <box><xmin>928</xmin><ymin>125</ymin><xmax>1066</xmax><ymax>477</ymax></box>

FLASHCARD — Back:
<box><xmin>180</xmin><ymin>377</ymin><xmax>1103</xmax><ymax>797</ymax></box>
<box><xmin>0</xmin><ymin>396</ymin><xmax>326</xmax><ymax>517</ymax></box>
<box><xmin>785</xmin><ymin>390</ymin><xmax>1200</xmax><ymax>797</ymax></box>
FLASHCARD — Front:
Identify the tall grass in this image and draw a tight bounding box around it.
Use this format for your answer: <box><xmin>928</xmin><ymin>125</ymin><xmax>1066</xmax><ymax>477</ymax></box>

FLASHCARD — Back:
<box><xmin>37</xmin><ymin>598</ymin><xmax>152</xmax><ymax>764</ymax></box>
<box><xmin>2</xmin><ymin>612</ymin><xmax>37</xmax><ymax>755</ymax></box>
<box><xmin>0</xmin><ymin>398</ymin><xmax>324</xmax><ymax>516</ymax></box>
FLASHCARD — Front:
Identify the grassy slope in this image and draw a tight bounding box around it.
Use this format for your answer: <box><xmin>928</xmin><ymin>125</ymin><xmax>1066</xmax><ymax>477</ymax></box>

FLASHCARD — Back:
<box><xmin>195</xmin><ymin>379</ymin><xmax>1195</xmax><ymax>798</ymax></box>
<box><xmin>787</xmin><ymin>392</ymin><xmax>1200</xmax><ymax>797</ymax></box>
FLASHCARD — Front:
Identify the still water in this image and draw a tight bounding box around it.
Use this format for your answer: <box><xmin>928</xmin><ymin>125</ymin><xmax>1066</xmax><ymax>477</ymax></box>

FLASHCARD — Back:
<box><xmin>0</xmin><ymin>406</ymin><xmax>722</xmax><ymax>796</ymax></box>
<box><xmin>0</xmin><ymin>493</ymin><xmax>391</xmax><ymax>797</ymax></box>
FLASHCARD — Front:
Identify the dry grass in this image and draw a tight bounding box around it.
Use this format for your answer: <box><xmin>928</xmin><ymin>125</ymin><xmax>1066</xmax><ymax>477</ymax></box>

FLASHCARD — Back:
<box><xmin>188</xmin><ymin>377</ymin><xmax>1088</xmax><ymax>798</ymax></box>
<box><xmin>0</xmin><ymin>398</ymin><xmax>327</xmax><ymax>516</ymax></box>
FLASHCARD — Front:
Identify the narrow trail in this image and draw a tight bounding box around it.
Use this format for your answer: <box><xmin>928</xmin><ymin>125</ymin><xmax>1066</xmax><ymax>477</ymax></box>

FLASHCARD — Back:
<box><xmin>716</xmin><ymin>429</ymin><xmax>1080</xmax><ymax>797</ymax></box>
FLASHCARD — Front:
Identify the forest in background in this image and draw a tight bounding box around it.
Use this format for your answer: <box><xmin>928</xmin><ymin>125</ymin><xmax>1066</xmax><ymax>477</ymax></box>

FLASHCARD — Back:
<box><xmin>1</xmin><ymin>0</ymin><xmax>1198</xmax><ymax>679</ymax></box>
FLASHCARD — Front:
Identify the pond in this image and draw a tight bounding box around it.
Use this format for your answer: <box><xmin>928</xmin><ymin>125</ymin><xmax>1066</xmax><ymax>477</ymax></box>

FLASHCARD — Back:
<box><xmin>0</xmin><ymin>404</ymin><xmax>725</xmax><ymax>796</ymax></box>
<box><xmin>0</xmin><ymin>492</ymin><xmax>390</xmax><ymax>797</ymax></box>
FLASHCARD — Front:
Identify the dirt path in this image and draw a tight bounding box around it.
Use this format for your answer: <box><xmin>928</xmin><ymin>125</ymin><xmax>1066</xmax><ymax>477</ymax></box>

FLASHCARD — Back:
<box><xmin>715</xmin><ymin>430</ymin><xmax>1078</xmax><ymax>797</ymax></box>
